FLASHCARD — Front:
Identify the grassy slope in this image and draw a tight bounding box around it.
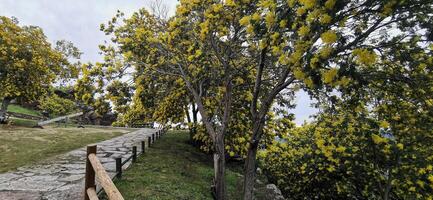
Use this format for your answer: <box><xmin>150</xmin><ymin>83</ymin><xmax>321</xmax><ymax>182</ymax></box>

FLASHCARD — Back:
<box><xmin>113</xmin><ymin>131</ymin><xmax>268</xmax><ymax>200</ymax></box>
<box><xmin>6</xmin><ymin>104</ymin><xmax>41</xmax><ymax>116</ymax></box>
<box><xmin>0</xmin><ymin>126</ymin><xmax>131</xmax><ymax>173</ymax></box>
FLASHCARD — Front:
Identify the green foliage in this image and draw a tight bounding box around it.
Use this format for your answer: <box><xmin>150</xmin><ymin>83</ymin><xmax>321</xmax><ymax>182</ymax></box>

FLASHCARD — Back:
<box><xmin>6</xmin><ymin>104</ymin><xmax>41</xmax><ymax>117</ymax></box>
<box><xmin>0</xmin><ymin>16</ymin><xmax>80</xmax><ymax>102</ymax></box>
<box><xmin>89</xmin><ymin>0</ymin><xmax>432</xmax><ymax>198</ymax></box>
<box><xmin>260</xmin><ymin>108</ymin><xmax>433</xmax><ymax>199</ymax></box>
<box><xmin>38</xmin><ymin>94</ymin><xmax>77</xmax><ymax>116</ymax></box>
<box><xmin>106</xmin><ymin>80</ymin><xmax>132</xmax><ymax>114</ymax></box>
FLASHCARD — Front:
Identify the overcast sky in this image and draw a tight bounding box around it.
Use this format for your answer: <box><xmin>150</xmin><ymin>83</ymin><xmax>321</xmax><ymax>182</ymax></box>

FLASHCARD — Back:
<box><xmin>0</xmin><ymin>0</ymin><xmax>316</xmax><ymax>125</ymax></box>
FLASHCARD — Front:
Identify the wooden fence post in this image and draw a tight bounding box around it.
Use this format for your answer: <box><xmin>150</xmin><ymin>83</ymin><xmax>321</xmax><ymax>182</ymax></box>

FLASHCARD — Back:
<box><xmin>141</xmin><ymin>141</ymin><xmax>145</xmax><ymax>153</ymax></box>
<box><xmin>84</xmin><ymin>145</ymin><xmax>97</xmax><ymax>200</ymax></box>
<box><xmin>115</xmin><ymin>157</ymin><xmax>122</xmax><ymax>179</ymax></box>
<box><xmin>132</xmin><ymin>146</ymin><xmax>137</xmax><ymax>162</ymax></box>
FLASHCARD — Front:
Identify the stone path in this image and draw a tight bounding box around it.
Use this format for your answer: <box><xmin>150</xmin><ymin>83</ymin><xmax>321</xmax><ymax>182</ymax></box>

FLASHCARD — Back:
<box><xmin>0</xmin><ymin>128</ymin><xmax>157</xmax><ymax>200</ymax></box>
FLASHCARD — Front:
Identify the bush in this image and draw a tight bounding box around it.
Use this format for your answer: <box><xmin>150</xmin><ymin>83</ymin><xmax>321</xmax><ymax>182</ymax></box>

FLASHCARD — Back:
<box><xmin>38</xmin><ymin>94</ymin><xmax>77</xmax><ymax>116</ymax></box>
<box><xmin>259</xmin><ymin>113</ymin><xmax>433</xmax><ymax>199</ymax></box>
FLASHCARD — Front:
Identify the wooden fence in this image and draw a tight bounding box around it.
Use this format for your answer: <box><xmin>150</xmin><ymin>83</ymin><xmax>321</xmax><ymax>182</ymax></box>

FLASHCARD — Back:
<box><xmin>84</xmin><ymin>128</ymin><xmax>167</xmax><ymax>200</ymax></box>
<box><xmin>6</xmin><ymin>111</ymin><xmax>45</xmax><ymax>121</ymax></box>
<box><xmin>38</xmin><ymin>112</ymin><xmax>83</xmax><ymax>126</ymax></box>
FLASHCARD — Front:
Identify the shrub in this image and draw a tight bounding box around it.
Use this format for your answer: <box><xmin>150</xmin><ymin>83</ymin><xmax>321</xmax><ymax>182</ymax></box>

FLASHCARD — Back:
<box><xmin>38</xmin><ymin>94</ymin><xmax>77</xmax><ymax>116</ymax></box>
<box><xmin>259</xmin><ymin>113</ymin><xmax>433</xmax><ymax>199</ymax></box>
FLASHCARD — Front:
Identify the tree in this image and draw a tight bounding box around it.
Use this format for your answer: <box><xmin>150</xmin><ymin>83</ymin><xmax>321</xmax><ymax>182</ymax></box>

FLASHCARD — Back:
<box><xmin>0</xmin><ymin>16</ymin><xmax>80</xmax><ymax>122</ymax></box>
<box><xmin>236</xmin><ymin>0</ymin><xmax>432</xmax><ymax>198</ymax></box>
<box><xmin>260</xmin><ymin>87</ymin><xmax>433</xmax><ymax>199</ymax></box>
<box><xmin>96</xmin><ymin>0</ymin><xmax>432</xmax><ymax>199</ymax></box>
<box><xmin>98</xmin><ymin>9</ymin><xmax>192</xmax><ymax>127</ymax></box>
<box><xmin>99</xmin><ymin>4</ymin><xmax>247</xmax><ymax>197</ymax></box>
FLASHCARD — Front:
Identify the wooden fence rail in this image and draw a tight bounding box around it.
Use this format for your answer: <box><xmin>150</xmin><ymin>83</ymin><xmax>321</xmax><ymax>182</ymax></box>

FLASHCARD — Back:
<box><xmin>84</xmin><ymin>128</ymin><xmax>167</xmax><ymax>200</ymax></box>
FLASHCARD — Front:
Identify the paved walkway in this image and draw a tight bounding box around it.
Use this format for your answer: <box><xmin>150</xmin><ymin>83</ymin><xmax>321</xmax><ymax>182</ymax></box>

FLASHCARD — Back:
<box><xmin>0</xmin><ymin>128</ymin><xmax>157</xmax><ymax>200</ymax></box>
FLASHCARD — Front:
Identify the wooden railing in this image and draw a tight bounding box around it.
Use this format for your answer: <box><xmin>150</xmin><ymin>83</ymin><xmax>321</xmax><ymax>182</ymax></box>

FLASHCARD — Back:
<box><xmin>84</xmin><ymin>128</ymin><xmax>167</xmax><ymax>200</ymax></box>
<box><xmin>38</xmin><ymin>112</ymin><xmax>83</xmax><ymax>126</ymax></box>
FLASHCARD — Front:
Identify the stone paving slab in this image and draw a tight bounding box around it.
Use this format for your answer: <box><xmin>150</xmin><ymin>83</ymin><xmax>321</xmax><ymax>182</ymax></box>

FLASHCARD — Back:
<box><xmin>0</xmin><ymin>128</ymin><xmax>157</xmax><ymax>200</ymax></box>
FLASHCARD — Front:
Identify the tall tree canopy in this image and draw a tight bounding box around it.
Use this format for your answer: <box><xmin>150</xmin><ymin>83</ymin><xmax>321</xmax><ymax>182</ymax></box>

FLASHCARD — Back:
<box><xmin>95</xmin><ymin>0</ymin><xmax>432</xmax><ymax>199</ymax></box>
<box><xmin>0</xmin><ymin>16</ymin><xmax>81</xmax><ymax>122</ymax></box>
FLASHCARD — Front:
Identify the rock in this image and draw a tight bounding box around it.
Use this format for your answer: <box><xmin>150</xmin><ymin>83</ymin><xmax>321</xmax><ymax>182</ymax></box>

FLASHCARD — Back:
<box><xmin>265</xmin><ymin>184</ymin><xmax>286</xmax><ymax>200</ymax></box>
<box><xmin>257</xmin><ymin>167</ymin><xmax>262</xmax><ymax>174</ymax></box>
<box><xmin>0</xmin><ymin>191</ymin><xmax>41</xmax><ymax>200</ymax></box>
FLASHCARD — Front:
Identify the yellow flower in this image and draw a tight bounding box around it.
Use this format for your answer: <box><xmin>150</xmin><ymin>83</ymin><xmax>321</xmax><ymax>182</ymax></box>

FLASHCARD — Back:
<box><xmin>336</xmin><ymin>146</ymin><xmax>346</xmax><ymax>153</ymax></box>
<box><xmin>258</xmin><ymin>0</ymin><xmax>275</xmax><ymax>9</ymax></box>
<box><xmin>239</xmin><ymin>16</ymin><xmax>251</xmax><ymax>26</ymax></box>
<box><xmin>252</xmin><ymin>13</ymin><xmax>261</xmax><ymax>21</ymax></box>
<box><xmin>294</xmin><ymin>68</ymin><xmax>306</xmax><ymax>80</ymax></box>
<box><xmin>417</xmin><ymin>180</ymin><xmax>425</xmax><ymax>188</ymax></box>
<box><xmin>337</xmin><ymin>76</ymin><xmax>351</xmax><ymax>87</ymax></box>
<box><xmin>319</xmin><ymin>46</ymin><xmax>333</xmax><ymax>58</ymax></box>
<box><xmin>279</xmin><ymin>20</ymin><xmax>287</xmax><ymax>28</ymax></box>
<box><xmin>396</xmin><ymin>143</ymin><xmax>404</xmax><ymax>150</ymax></box>
<box><xmin>352</xmin><ymin>48</ymin><xmax>377</xmax><ymax>66</ymax></box>
<box><xmin>271</xmin><ymin>32</ymin><xmax>280</xmax><ymax>41</ymax></box>
<box><xmin>195</xmin><ymin>50</ymin><xmax>202</xmax><ymax>57</ymax></box>
<box><xmin>322</xmin><ymin>68</ymin><xmax>338</xmax><ymax>84</ymax></box>
<box><xmin>298</xmin><ymin>26</ymin><xmax>310</xmax><ymax>36</ymax></box>
<box><xmin>379</xmin><ymin>120</ymin><xmax>390</xmax><ymax>128</ymax></box>
<box><xmin>297</xmin><ymin>7</ymin><xmax>306</xmax><ymax>16</ymax></box>
<box><xmin>310</xmin><ymin>57</ymin><xmax>319</xmax><ymax>68</ymax></box>
<box><xmin>235</xmin><ymin>77</ymin><xmax>244</xmax><ymax>84</ymax></box>
<box><xmin>265</xmin><ymin>12</ymin><xmax>276</xmax><ymax>28</ymax></box>
<box><xmin>408</xmin><ymin>187</ymin><xmax>416</xmax><ymax>192</ymax></box>
<box><xmin>428</xmin><ymin>175</ymin><xmax>433</xmax><ymax>183</ymax></box>
<box><xmin>304</xmin><ymin>78</ymin><xmax>314</xmax><ymax>88</ymax></box>
<box><xmin>325</xmin><ymin>0</ymin><xmax>336</xmax><ymax>9</ymax></box>
<box><xmin>371</xmin><ymin>134</ymin><xmax>387</xmax><ymax>144</ymax></box>
<box><xmin>321</xmin><ymin>30</ymin><xmax>338</xmax><ymax>44</ymax></box>
<box><xmin>299</xmin><ymin>0</ymin><xmax>316</xmax><ymax>9</ymax></box>
<box><xmin>225</xmin><ymin>0</ymin><xmax>236</xmax><ymax>6</ymax></box>
<box><xmin>246</xmin><ymin>25</ymin><xmax>254</xmax><ymax>34</ymax></box>
<box><xmin>212</xmin><ymin>4</ymin><xmax>223</xmax><ymax>12</ymax></box>
<box><xmin>327</xmin><ymin>165</ymin><xmax>336</xmax><ymax>172</ymax></box>
<box><xmin>320</xmin><ymin>14</ymin><xmax>332</xmax><ymax>24</ymax></box>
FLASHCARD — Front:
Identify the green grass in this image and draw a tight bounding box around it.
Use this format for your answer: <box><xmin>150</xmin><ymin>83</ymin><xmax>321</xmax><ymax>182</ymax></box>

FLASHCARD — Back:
<box><xmin>6</xmin><ymin>104</ymin><xmax>41</xmax><ymax>116</ymax></box>
<box><xmin>0</xmin><ymin>126</ymin><xmax>132</xmax><ymax>173</ymax></box>
<box><xmin>9</xmin><ymin>117</ymin><xmax>38</xmax><ymax>127</ymax></box>
<box><xmin>112</xmin><ymin>131</ymin><xmax>268</xmax><ymax>200</ymax></box>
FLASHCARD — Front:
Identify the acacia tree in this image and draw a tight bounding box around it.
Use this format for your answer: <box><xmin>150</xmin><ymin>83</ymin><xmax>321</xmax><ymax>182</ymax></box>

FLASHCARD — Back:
<box><xmin>260</xmin><ymin>70</ymin><xmax>433</xmax><ymax>199</ymax></box>
<box><xmin>236</xmin><ymin>0</ymin><xmax>432</xmax><ymax>198</ymax></box>
<box><xmin>97</xmin><ymin>9</ymin><xmax>193</xmax><ymax>128</ymax></box>
<box><xmin>100</xmin><ymin>2</ymin><xmax>254</xmax><ymax>197</ymax></box>
<box><xmin>97</xmin><ymin>0</ymin><xmax>431</xmax><ymax>199</ymax></box>
<box><xmin>0</xmin><ymin>16</ymin><xmax>80</xmax><ymax>122</ymax></box>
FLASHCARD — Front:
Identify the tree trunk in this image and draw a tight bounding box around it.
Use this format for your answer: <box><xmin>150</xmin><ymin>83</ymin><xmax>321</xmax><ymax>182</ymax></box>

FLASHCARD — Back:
<box><xmin>213</xmin><ymin>134</ymin><xmax>226</xmax><ymax>200</ymax></box>
<box><xmin>0</xmin><ymin>97</ymin><xmax>12</xmax><ymax>123</ymax></box>
<box><xmin>243</xmin><ymin>144</ymin><xmax>258</xmax><ymax>200</ymax></box>
<box><xmin>191</xmin><ymin>105</ymin><xmax>198</xmax><ymax>145</ymax></box>
<box><xmin>243</xmin><ymin>115</ymin><xmax>266</xmax><ymax>200</ymax></box>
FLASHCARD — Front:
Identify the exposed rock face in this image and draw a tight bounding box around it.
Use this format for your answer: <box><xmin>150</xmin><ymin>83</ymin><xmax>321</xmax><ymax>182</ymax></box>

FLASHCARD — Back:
<box><xmin>265</xmin><ymin>184</ymin><xmax>286</xmax><ymax>200</ymax></box>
